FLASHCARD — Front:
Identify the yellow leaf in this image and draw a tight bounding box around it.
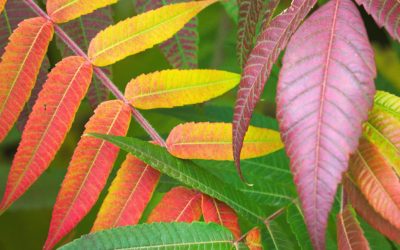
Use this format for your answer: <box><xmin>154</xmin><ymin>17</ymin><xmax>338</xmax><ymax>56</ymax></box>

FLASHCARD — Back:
<box><xmin>47</xmin><ymin>0</ymin><xmax>117</xmax><ymax>23</ymax></box>
<box><xmin>166</xmin><ymin>122</ymin><xmax>283</xmax><ymax>160</ymax></box>
<box><xmin>125</xmin><ymin>69</ymin><xmax>240</xmax><ymax>109</ymax></box>
<box><xmin>88</xmin><ymin>0</ymin><xmax>217</xmax><ymax>66</ymax></box>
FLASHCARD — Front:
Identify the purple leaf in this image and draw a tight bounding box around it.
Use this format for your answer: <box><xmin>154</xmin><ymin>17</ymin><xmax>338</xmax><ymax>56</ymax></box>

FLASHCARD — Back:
<box><xmin>276</xmin><ymin>0</ymin><xmax>376</xmax><ymax>248</ymax></box>
<box><xmin>57</xmin><ymin>7</ymin><xmax>112</xmax><ymax>109</ymax></box>
<box><xmin>237</xmin><ymin>0</ymin><xmax>279</xmax><ymax>67</ymax></box>
<box><xmin>0</xmin><ymin>0</ymin><xmax>50</xmax><ymax>132</ymax></box>
<box><xmin>355</xmin><ymin>0</ymin><xmax>400</xmax><ymax>41</ymax></box>
<box><xmin>233</xmin><ymin>0</ymin><xmax>317</xmax><ymax>179</ymax></box>
<box><xmin>133</xmin><ymin>0</ymin><xmax>198</xmax><ymax>69</ymax></box>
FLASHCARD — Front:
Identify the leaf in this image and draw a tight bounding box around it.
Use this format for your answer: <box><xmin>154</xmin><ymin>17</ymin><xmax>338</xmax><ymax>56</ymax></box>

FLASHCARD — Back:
<box><xmin>201</xmin><ymin>194</ymin><xmax>241</xmax><ymax>239</ymax></box>
<box><xmin>232</xmin><ymin>0</ymin><xmax>316</xmax><ymax>176</ymax></box>
<box><xmin>46</xmin><ymin>0</ymin><xmax>117</xmax><ymax>24</ymax></box>
<box><xmin>275</xmin><ymin>0</ymin><xmax>376</xmax><ymax>248</ymax></box>
<box><xmin>59</xmin><ymin>222</ymin><xmax>235</xmax><ymax>249</ymax></box>
<box><xmin>88</xmin><ymin>0</ymin><xmax>216</xmax><ymax>66</ymax></box>
<box><xmin>265</xmin><ymin>221</ymin><xmax>296</xmax><ymax>250</ymax></box>
<box><xmin>90</xmin><ymin>134</ymin><xmax>267</xmax><ymax>225</ymax></box>
<box><xmin>343</xmin><ymin>176</ymin><xmax>400</xmax><ymax>244</ymax></box>
<box><xmin>354</xmin><ymin>0</ymin><xmax>400</xmax><ymax>41</ymax></box>
<box><xmin>166</xmin><ymin>122</ymin><xmax>283</xmax><ymax>160</ymax></box>
<box><xmin>91</xmin><ymin>154</ymin><xmax>160</xmax><ymax>232</ymax></box>
<box><xmin>0</xmin><ymin>17</ymin><xmax>53</xmax><ymax>142</ymax></box>
<box><xmin>0</xmin><ymin>56</ymin><xmax>93</xmax><ymax>213</ymax></box>
<box><xmin>237</xmin><ymin>0</ymin><xmax>278</xmax><ymax>67</ymax></box>
<box><xmin>133</xmin><ymin>0</ymin><xmax>199</xmax><ymax>69</ymax></box>
<box><xmin>246</xmin><ymin>228</ymin><xmax>262</xmax><ymax>250</ymax></box>
<box><xmin>44</xmin><ymin>100</ymin><xmax>131</xmax><ymax>250</ymax></box>
<box><xmin>363</xmin><ymin>91</ymin><xmax>400</xmax><ymax>175</ymax></box>
<box><xmin>57</xmin><ymin>7</ymin><xmax>113</xmax><ymax>109</ymax></box>
<box><xmin>348</xmin><ymin>137</ymin><xmax>400</xmax><ymax>229</ymax></box>
<box><xmin>286</xmin><ymin>203</ymin><xmax>313</xmax><ymax>250</ymax></box>
<box><xmin>221</xmin><ymin>0</ymin><xmax>238</xmax><ymax>23</ymax></box>
<box><xmin>337</xmin><ymin>205</ymin><xmax>370</xmax><ymax>250</ymax></box>
<box><xmin>147</xmin><ymin>186</ymin><xmax>202</xmax><ymax>222</ymax></box>
<box><xmin>0</xmin><ymin>0</ymin><xmax>5</xmax><ymax>14</ymax></box>
<box><xmin>125</xmin><ymin>70</ymin><xmax>240</xmax><ymax>109</ymax></box>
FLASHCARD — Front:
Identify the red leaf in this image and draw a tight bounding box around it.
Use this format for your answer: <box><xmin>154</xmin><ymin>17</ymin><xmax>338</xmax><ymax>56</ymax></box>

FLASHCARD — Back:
<box><xmin>232</xmin><ymin>0</ymin><xmax>316</xmax><ymax>177</ymax></box>
<box><xmin>147</xmin><ymin>186</ymin><xmax>202</xmax><ymax>223</ymax></box>
<box><xmin>343</xmin><ymin>176</ymin><xmax>400</xmax><ymax>243</ymax></box>
<box><xmin>246</xmin><ymin>228</ymin><xmax>262</xmax><ymax>250</ymax></box>
<box><xmin>44</xmin><ymin>100</ymin><xmax>131</xmax><ymax>250</ymax></box>
<box><xmin>355</xmin><ymin>0</ymin><xmax>400</xmax><ymax>41</ymax></box>
<box><xmin>91</xmin><ymin>154</ymin><xmax>160</xmax><ymax>232</ymax></box>
<box><xmin>337</xmin><ymin>205</ymin><xmax>370</xmax><ymax>250</ymax></box>
<box><xmin>201</xmin><ymin>194</ymin><xmax>241</xmax><ymax>239</ymax></box>
<box><xmin>348</xmin><ymin>138</ymin><xmax>400</xmax><ymax>229</ymax></box>
<box><xmin>237</xmin><ymin>0</ymin><xmax>278</xmax><ymax>67</ymax></box>
<box><xmin>0</xmin><ymin>17</ymin><xmax>53</xmax><ymax>142</ymax></box>
<box><xmin>133</xmin><ymin>0</ymin><xmax>198</xmax><ymax>69</ymax></box>
<box><xmin>275</xmin><ymin>0</ymin><xmax>376</xmax><ymax>248</ymax></box>
<box><xmin>0</xmin><ymin>56</ymin><xmax>93</xmax><ymax>213</ymax></box>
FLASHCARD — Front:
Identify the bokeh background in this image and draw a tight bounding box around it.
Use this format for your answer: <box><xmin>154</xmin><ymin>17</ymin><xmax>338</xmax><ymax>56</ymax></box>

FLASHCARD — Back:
<box><xmin>0</xmin><ymin>0</ymin><xmax>399</xmax><ymax>249</ymax></box>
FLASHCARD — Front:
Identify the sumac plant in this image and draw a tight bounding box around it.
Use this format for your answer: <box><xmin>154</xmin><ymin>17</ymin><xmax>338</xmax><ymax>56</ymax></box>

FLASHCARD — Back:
<box><xmin>0</xmin><ymin>0</ymin><xmax>399</xmax><ymax>249</ymax></box>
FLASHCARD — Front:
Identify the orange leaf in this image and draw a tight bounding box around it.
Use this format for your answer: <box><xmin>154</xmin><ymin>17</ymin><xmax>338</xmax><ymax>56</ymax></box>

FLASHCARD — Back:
<box><xmin>201</xmin><ymin>194</ymin><xmax>241</xmax><ymax>239</ymax></box>
<box><xmin>147</xmin><ymin>186</ymin><xmax>202</xmax><ymax>223</ymax></box>
<box><xmin>47</xmin><ymin>0</ymin><xmax>117</xmax><ymax>23</ymax></box>
<box><xmin>0</xmin><ymin>0</ymin><xmax>5</xmax><ymax>14</ymax></box>
<box><xmin>91</xmin><ymin>154</ymin><xmax>160</xmax><ymax>232</ymax></box>
<box><xmin>246</xmin><ymin>228</ymin><xmax>262</xmax><ymax>250</ymax></box>
<box><xmin>166</xmin><ymin>122</ymin><xmax>283</xmax><ymax>160</ymax></box>
<box><xmin>337</xmin><ymin>205</ymin><xmax>370</xmax><ymax>250</ymax></box>
<box><xmin>44</xmin><ymin>100</ymin><xmax>131</xmax><ymax>250</ymax></box>
<box><xmin>0</xmin><ymin>56</ymin><xmax>92</xmax><ymax>213</ymax></box>
<box><xmin>343</xmin><ymin>176</ymin><xmax>400</xmax><ymax>243</ymax></box>
<box><xmin>348</xmin><ymin>138</ymin><xmax>400</xmax><ymax>228</ymax></box>
<box><xmin>0</xmin><ymin>17</ymin><xmax>53</xmax><ymax>142</ymax></box>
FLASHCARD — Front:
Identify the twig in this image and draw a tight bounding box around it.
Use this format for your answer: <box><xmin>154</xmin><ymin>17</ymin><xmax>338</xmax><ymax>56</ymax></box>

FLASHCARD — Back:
<box><xmin>23</xmin><ymin>0</ymin><xmax>166</xmax><ymax>146</ymax></box>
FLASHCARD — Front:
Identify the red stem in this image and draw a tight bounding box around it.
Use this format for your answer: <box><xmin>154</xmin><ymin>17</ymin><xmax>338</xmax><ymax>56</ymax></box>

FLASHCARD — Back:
<box><xmin>23</xmin><ymin>0</ymin><xmax>166</xmax><ymax>146</ymax></box>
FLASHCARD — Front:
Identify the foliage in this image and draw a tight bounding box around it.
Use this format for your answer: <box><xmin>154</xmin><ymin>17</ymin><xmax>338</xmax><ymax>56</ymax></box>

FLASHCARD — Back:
<box><xmin>0</xmin><ymin>0</ymin><xmax>399</xmax><ymax>249</ymax></box>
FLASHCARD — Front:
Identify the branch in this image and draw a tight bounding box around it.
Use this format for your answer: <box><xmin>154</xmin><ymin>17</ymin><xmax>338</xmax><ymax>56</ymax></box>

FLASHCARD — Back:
<box><xmin>23</xmin><ymin>0</ymin><xmax>166</xmax><ymax>147</ymax></box>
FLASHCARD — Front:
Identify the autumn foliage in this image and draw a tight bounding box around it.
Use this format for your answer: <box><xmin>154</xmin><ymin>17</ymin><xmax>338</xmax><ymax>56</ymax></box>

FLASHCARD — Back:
<box><xmin>0</xmin><ymin>0</ymin><xmax>399</xmax><ymax>249</ymax></box>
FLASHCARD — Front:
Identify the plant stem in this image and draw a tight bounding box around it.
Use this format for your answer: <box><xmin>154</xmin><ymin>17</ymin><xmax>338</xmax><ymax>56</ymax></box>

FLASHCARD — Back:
<box><xmin>23</xmin><ymin>0</ymin><xmax>166</xmax><ymax>146</ymax></box>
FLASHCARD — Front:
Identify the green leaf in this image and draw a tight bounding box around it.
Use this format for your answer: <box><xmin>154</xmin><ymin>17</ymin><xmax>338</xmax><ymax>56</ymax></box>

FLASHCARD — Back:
<box><xmin>264</xmin><ymin>221</ymin><xmax>296</xmax><ymax>250</ymax></box>
<box><xmin>89</xmin><ymin>134</ymin><xmax>267</xmax><ymax>225</ymax></box>
<box><xmin>60</xmin><ymin>222</ymin><xmax>236</xmax><ymax>249</ymax></box>
<box><xmin>221</xmin><ymin>0</ymin><xmax>238</xmax><ymax>23</ymax></box>
<box><xmin>286</xmin><ymin>203</ymin><xmax>313</xmax><ymax>250</ymax></box>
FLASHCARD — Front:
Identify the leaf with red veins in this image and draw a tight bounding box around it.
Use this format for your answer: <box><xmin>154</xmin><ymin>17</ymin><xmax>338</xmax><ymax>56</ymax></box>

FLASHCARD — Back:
<box><xmin>147</xmin><ymin>186</ymin><xmax>202</xmax><ymax>223</ymax></box>
<box><xmin>276</xmin><ymin>0</ymin><xmax>376</xmax><ymax>248</ymax></box>
<box><xmin>232</xmin><ymin>0</ymin><xmax>317</xmax><ymax>177</ymax></box>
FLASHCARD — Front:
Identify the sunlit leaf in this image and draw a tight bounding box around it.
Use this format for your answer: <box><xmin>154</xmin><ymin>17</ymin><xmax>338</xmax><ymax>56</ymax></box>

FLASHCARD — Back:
<box><xmin>276</xmin><ymin>0</ymin><xmax>376</xmax><ymax>248</ymax></box>
<box><xmin>125</xmin><ymin>70</ymin><xmax>240</xmax><ymax>109</ymax></box>
<box><xmin>88</xmin><ymin>0</ymin><xmax>216</xmax><ymax>66</ymax></box>
<box><xmin>246</xmin><ymin>228</ymin><xmax>262</xmax><ymax>250</ymax></box>
<box><xmin>92</xmin><ymin>154</ymin><xmax>160</xmax><ymax>232</ymax></box>
<box><xmin>166</xmin><ymin>122</ymin><xmax>283</xmax><ymax>160</ymax></box>
<box><xmin>0</xmin><ymin>56</ymin><xmax>93</xmax><ymax>213</ymax></box>
<box><xmin>46</xmin><ymin>0</ymin><xmax>117</xmax><ymax>23</ymax></box>
<box><xmin>0</xmin><ymin>17</ymin><xmax>53</xmax><ymax>142</ymax></box>
<box><xmin>44</xmin><ymin>100</ymin><xmax>131</xmax><ymax>250</ymax></box>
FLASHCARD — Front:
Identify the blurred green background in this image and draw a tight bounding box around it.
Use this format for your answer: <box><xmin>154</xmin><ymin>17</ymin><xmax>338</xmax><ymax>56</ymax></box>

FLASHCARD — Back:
<box><xmin>0</xmin><ymin>0</ymin><xmax>399</xmax><ymax>249</ymax></box>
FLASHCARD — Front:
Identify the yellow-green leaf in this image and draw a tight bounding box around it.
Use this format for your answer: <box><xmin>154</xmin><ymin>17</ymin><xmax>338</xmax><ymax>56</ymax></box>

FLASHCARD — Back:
<box><xmin>364</xmin><ymin>91</ymin><xmax>400</xmax><ymax>175</ymax></box>
<box><xmin>166</xmin><ymin>122</ymin><xmax>283</xmax><ymax>160</ymax></box>
<box><xmin>47</xmin><ymin>0</ymin><xmax>117</xmax><ymax>23</ymax></box>
<box><xmin>88</xmin><ymin>0</ymin><xmax>216</xmax><ymax>66</ymax></box>
<box><xmin>125</xmin><ymin>69</ymin><xmax>240</xmax><ymax>109</ymax></box>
